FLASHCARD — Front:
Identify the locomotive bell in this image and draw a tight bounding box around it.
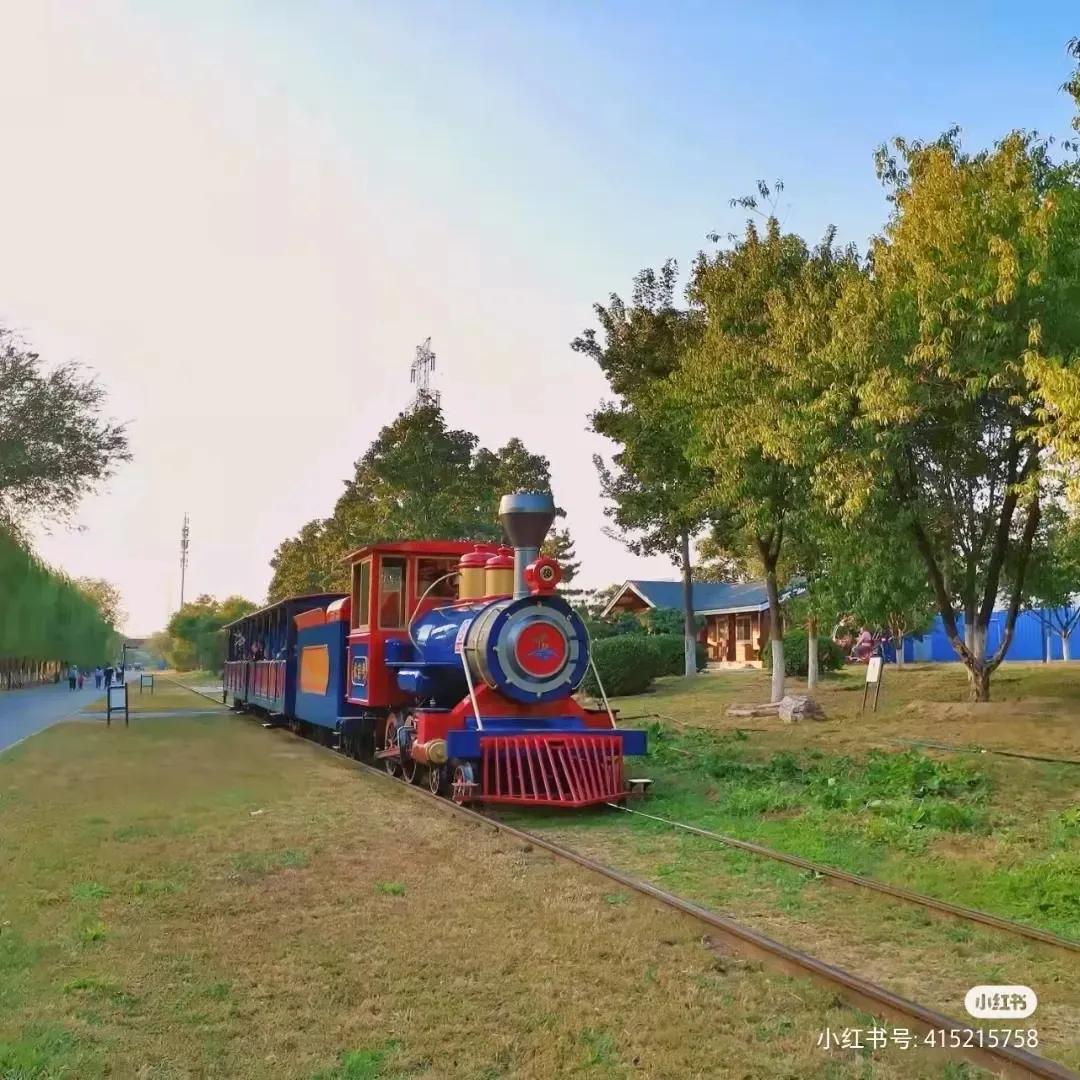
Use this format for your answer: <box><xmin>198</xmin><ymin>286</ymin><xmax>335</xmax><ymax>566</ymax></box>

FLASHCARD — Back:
<box><xmin>498</xmin><ymin>491</ymin><xmax>556</xmax><ymax>600</ymax></box>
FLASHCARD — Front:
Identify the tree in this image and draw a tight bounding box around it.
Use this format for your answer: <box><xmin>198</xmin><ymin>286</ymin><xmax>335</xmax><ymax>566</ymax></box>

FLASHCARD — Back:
<box><xmin>0</xmin><ymin>329</ymin><xmax>130</xmax><ymax>527</ymax></box>
<box><xmin>692</xmin><ymin>532</ymin><xmax>754</xmax><ymax>584</ymax></box>
<box><xmin>1021</xmin><ymin>503</ymin><xmax>1080</xmax><ymax>660</ymax></box>
<box><xmin>164</xmin><ymin>594</ymin><xmax>257</xmax><ymax>672</ymax></box>
<box><xmin>267</xmin><ymin>404</ymin><xmax>577</xmax><ymax>602</ymax></box>
<box><xmin>75</xmin><ymin>578</ymin><xmax>125</xmax><ymax>629</ymax></box>
<box><xmin>815</xmin><ymin>128</ymin><xmax>1080</xmax><ymax>700</ymax></box>
<box><xmin>680</xmin><ymin>192</ymin><xmax>857</xmax><ymax>703</ymax></box>
<box><xmin>574</xmin><ymin>261</ymin><xmax>712</xmax><ymax>678</ymax></box>
<box><xmin>0</xmin><ymin>527</ymin><xmax>120</xmax><ymax>678</ymax></box>
<box><xmin>542</xmin><ymin>527</ymin><xmax>581</xmax><ymax>592</ymax></box>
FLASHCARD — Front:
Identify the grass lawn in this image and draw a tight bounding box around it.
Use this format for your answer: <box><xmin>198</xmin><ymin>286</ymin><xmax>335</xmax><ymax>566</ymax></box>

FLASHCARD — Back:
<box><xmin>80</xmin><ymin>681</ymin><xmax>224</xmax><ymax>715</ymax></box>
<box><xmin>0</xmin><ymin>711</ymin><xmax>977</xmax><ymax>1079</ymax></box>
<box><xmin>506</xmin><ymin>662</ymin><xmax>1080</xmax><ymax>1070</ymax></box>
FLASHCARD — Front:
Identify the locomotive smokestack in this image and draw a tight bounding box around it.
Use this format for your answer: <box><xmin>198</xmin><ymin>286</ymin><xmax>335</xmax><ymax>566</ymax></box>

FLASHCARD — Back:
<box><xmin>498</xmin><ymin>491</ymin><xmax>556</xmax><ymax>599</ymax></box>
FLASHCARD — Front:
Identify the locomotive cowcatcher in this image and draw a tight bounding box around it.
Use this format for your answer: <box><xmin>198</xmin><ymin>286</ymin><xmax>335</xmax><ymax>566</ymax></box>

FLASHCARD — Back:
<box><xmin>223</xmin><ymin>492</ymin><xmax>647</xmax><ymax>807</ymax></box>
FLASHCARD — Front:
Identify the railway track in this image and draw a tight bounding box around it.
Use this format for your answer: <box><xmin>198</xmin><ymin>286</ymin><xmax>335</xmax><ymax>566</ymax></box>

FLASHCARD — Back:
<box><xmin>167</xmin><ymin>678</ymin><xmax>1078</xmax><ymax>1080</ymax></box>
<box><xmin>602</xmin><ymin>803</ymin><xmax>1080</xmax><ymax>955</ymax></box>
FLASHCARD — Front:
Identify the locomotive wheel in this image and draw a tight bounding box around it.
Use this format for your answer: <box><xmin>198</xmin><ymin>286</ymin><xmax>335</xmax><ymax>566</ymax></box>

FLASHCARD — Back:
<box><xmin>427</xmin><ymin>765</ymin><xmax>447</xmax><ymax>797</ymax></box>
<box><xmin>451</xmin><ymin>763</ymin><xmax>476</xmax><ymax>806</ymax></box>
<box><xmin>380</xmin><ymin>714</ymin><xmax>403</xmax><ymax>778</ymax></box>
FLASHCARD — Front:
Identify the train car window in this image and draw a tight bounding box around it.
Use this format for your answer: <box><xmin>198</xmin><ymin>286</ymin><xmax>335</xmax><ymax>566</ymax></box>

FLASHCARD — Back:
<box><xmin>352</xmin><ymin>559</ymin><xmax>371</xmax><ymax>629</ymax></box>
<box><xmin>416</xmin><ymin>557</ymin><xmax>458</xmax><ymax>600</ymax></box>
<box><xmin>379</xmin><ymin>558</ymin><xmax>406</xmax><ymax>628</ymax></box>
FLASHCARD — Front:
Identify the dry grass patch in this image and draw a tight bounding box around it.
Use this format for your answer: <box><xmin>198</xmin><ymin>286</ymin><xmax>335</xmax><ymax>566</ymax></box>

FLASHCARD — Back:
<box><xmin>0</xmin><ymin>714</ymin><xmax>977</xmax><ymax>1078</ymax></box>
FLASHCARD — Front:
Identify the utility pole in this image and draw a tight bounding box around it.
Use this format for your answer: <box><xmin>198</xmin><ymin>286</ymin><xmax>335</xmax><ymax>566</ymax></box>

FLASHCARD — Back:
<box><xmin>180</xmin><ymin>513</ymin><xmax>190</xmax><ymax>610</ymax></box>
<box><xmin>409</xmin><ymin>337</ymin><xmax>440</xmax><ymax>410</ymax></box>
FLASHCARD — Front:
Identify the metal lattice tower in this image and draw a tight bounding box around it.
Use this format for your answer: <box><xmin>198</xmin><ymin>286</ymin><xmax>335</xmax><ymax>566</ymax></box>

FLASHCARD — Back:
<box><xmin>409</xmin><ymin>337</ymin><xmax>440</xmax><ymax>409</ymax></box>
<box><xmin>180</xmin><ymin>513</ymin><xmax>190</xmax><ymax>609</ymax></box>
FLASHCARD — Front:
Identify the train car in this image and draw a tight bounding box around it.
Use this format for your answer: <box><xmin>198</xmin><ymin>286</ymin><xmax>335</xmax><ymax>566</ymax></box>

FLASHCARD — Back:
<box><xmin>222</xmin><ymin>593</ymin><xmax>344</xmax><ymax>716</ymax></box>
<box><xmin>229</xmin><ymin>491</ymin><xmax>648</xmax><ymax>809</ymax></box>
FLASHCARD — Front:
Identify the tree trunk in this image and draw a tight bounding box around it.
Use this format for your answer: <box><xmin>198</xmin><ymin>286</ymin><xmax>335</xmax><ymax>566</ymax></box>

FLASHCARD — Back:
<box><xmin>967</xmin><ymin>662</ymin><xmax>991</xmax><ymax>702</ymax></box>
<box><xmin>806</xmin><ymin>617</ymin><xmax>818</xmax><ymax>690</ymax></box>
<box><xmin>1063</xmin><ymin>634</ymin><xmax>1072</xmax><ymax>663</ymax></box>
<box><xmin>763</xmin><ymin>561</ymin><xmax>784</xmax><ymax>704</ymax></box>
<box><xmin>679</xmin><ymin>530</ymin><xmax>697</xmax><ymax>678</ymax></box>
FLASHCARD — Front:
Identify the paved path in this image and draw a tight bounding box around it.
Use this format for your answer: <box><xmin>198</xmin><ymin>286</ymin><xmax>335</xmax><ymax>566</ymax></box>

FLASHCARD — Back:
<box><xmin>0</xmin><ymin>674</ymin><xmax>129</xmax><ymax>754</ymax></box>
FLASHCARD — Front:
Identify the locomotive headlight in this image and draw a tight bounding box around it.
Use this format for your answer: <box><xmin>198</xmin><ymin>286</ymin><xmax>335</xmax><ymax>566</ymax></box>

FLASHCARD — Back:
<box><xmin>524</xmin><ymin>556</ymin><xmax>561</xmax><ymax>594</ymax></box>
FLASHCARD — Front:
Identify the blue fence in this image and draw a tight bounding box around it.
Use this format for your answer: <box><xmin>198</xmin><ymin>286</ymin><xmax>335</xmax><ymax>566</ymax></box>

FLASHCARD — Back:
<box><xmin>901</xmin><ymin>607</ymin><xmax>1079</xmax><ymax>663</ymax></box>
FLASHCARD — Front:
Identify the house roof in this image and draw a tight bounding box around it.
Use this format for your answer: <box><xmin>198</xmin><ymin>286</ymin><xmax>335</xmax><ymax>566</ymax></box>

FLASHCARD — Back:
<box><xmin>601</xmin><ymin>579</ymin><xmax>772</xmax><ymax>619</ymax></box>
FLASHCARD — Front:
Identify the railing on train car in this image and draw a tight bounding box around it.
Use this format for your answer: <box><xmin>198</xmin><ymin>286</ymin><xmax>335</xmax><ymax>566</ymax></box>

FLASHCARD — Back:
<box><xmin>250</xmin><ymin>660</ymin><xmax>286</xmax><ymax>702</ymax></box>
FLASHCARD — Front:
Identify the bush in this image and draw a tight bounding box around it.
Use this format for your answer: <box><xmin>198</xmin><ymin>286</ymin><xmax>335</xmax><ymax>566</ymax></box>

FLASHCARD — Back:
<box><xmin>578</xmin><ymin>636</ymin><xmax>658</xmax><ymax>697</ymax></box>
<box><xmin>644</xmin><ymin>634</ymin><xmax>708</xmax><ymax>676</ymax></box>
<box><xmin>762</xmin><ymin>628</ymin><xmax>845</xmax><ymax>677</ymax></box>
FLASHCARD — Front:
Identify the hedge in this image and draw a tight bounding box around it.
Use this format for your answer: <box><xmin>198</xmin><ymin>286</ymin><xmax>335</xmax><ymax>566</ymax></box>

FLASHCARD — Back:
<box><xmin>578</xmin><ymin>635</ymin><xmax>658</xmax><ymax>697</ymax></box>
<box><xmin>0</xmin><ymin>528</ymin><xmax>119</xmax><ymax>669</ymax></box>
<box><xmin>644</xmin><ymin>634</ymin><xmax>708</xmax><ymax>676</ymax></box>
<box><xmin>762</xmin><ymin>628</ymin><xmax>846</xmax><ymax>677</ymax></box>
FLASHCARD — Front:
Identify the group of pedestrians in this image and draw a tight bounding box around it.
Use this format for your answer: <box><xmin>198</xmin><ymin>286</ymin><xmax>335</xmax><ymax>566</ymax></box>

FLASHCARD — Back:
<box><xmin>66</xmin><ymin>664</ymin><xmax>120</xmax><ymax>691</ymax></box>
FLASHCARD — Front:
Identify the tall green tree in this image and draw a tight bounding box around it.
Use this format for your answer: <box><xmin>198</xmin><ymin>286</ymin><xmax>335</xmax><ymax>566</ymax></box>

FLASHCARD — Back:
<box><xmin>267</xmin><ymin>404</ymin><xmax>576</xmax><ymax>602</ymax></box>
<box><xmin>0</xmin><ymin>329</ymin><xmax>130</xmax><ymax>527</ymax></box>
<box><xmin>0</xmin><ymin>527</ymin><xmax>119</xmax><ymax>676</ymax></box>
<box><xmin>574</xmin><ymin>261</ymin><xmax>712</xmax><ymax>677</ymax></box>
<box><xmin>75</xmin><ymin>577</ymin><xmax>125</xmax><ymax>630</ymax></box>
<box><xmin>680</xmin><ymin>194</ymin><xmax>857</xmax><ymax>702</ymax></box>
<box><xmin>164</xmin><ymin>594</ymin><xmax>257</xmax><ymax>672</ymax></box>
<box><xmin>814</xmin><ymin>127</ymin><xmax>1080</xmax><ymax>700</ymax></box>
<box><xmin>1020</xmin><ymin>503</ymin><xmax>1080</xmax><ymax>660</ymax></box>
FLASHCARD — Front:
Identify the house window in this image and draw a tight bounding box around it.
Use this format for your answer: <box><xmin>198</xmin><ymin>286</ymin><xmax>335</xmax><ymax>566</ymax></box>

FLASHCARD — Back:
<box><xmin>352</xmin><ymin>559</ymin><xmax>371</xmax><ymax>629</ymax></box>
<box><xmin>736</xmin><ymin>615</ymin><xmax>752</xmax><ymax>643</ymax></box>
<box><xmin>416</xmin><ymin>557</ymin><xmax>458</xmax><ymax>600</ymax></box>
<box><xmin>379</xmin><ymin>558</ymin><xmax>407</xmax><ymax>628</ymax></box>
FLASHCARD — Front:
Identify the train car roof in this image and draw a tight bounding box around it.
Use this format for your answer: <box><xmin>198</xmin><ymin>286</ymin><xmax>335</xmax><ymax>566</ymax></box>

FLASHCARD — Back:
<box><xmin>220</xmin><ymin>592</ymin><xmax>346</xmax><ymax>630</ymax></box>
<box><xmin>341</xmin><ymin>539</ymin><xmax>481</xmax><ymax>564</ymax></box>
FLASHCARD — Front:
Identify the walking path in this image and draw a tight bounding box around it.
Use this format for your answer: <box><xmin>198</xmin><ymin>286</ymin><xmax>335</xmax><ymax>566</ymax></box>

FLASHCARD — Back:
<box><xmin>0</xmin><ymin>673</ymin><xmax>131</xmax><ymax>753</ymax></box>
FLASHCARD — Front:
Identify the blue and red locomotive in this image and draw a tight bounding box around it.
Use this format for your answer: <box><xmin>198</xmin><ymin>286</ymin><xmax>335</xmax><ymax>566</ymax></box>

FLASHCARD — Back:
<box><xmin>223</xmin><ymin>492</ymin><xmax>647</xmax><ymax>807</ymax></box>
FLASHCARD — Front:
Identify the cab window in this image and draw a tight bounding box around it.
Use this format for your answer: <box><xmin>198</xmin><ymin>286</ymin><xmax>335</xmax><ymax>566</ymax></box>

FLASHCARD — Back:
<box><xmin>379</xmin><ymin>557</ymin><xmax>406</xmax><ymax>628</ymax></box>
<box><xmin>352</xmin><ymin>559</ymin><xmax>371</xmax><ymax>629</ymax></box>
<box><xmin>416</xmin><ymin>557</ymin><xmax>458</xmax><ymax>600</ymax></box>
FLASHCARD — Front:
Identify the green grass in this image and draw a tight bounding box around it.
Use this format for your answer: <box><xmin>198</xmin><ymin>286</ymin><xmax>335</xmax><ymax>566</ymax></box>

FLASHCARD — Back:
<box><xmin>6</xmin><ymin>714</ymin><xmax>945</xmax><ymax>1078</ymax></box>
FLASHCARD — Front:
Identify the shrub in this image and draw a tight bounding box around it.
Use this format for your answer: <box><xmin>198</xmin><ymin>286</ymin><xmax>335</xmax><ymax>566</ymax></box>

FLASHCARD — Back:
<box><xmin>612</xmin><ymin>612</ymin><xmax>646</xmax><ymax>636</ymax></box>
<box><xmin>578</xmin><ymin>636</ymin><xmax>658</xmax><ymax>697</ymax></box>
<box><xmin>644</xmin><ymin>606</ymin><xmax>705</xmax><ymax>637</ymax></box>
<box><xmin>762</xmin><ymin>628</ymin><xmax>845</xmax><ymax>677</ymax></box>
<box><xmin>643</xmin><ymin>634</ymin><xmax>708</xmax><ymax>676</ymax></box>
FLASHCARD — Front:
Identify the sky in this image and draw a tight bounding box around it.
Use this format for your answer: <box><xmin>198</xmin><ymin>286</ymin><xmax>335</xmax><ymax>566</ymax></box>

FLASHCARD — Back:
<box><xmin>1</xmin><ymin>1</ymin><xmax>1077</xmax><ymax>635</ymax></box>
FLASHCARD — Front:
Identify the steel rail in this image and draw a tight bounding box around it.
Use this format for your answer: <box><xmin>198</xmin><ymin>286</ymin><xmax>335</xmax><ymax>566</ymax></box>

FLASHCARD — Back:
<box><xmin>604</xmin><ymin>803</ymin><xmax>1080</xmax><ymax>954</ymax></box>
<box><xmin>169</xmin><ymin>678</ymin><xmax>1078</xmax><ymax>1080</ymax></box>
<box><xmin>890</xmin><ymin>738</ymin><xmax>1080</xmax><ymax>768</ymax></box>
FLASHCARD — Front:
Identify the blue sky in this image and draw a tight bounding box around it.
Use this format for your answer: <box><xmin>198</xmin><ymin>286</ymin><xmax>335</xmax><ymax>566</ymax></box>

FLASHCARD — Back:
<box><xmin>4</xmin><ymin>1</ymin><xmax>1078</xmax><ymax>633</ymax></box>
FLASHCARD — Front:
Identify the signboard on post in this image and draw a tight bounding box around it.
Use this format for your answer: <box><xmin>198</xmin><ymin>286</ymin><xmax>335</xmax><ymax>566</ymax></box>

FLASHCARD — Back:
<box><xmin>861</xmin><ymin>656</ymin><xmax>884</xmax><ymax>714</ymax></box>
<box><xmin>139</xmin><ymin>673</ymin><xmax>154</xmax><ymax>695</ymax></box>
<box><xmin>107</xmin><ymin>683</ymin><xmax>129</xmax><ymax>727</ymax></box>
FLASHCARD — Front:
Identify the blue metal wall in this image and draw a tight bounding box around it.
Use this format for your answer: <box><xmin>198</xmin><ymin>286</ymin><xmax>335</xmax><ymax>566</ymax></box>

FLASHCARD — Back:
<box><xmin>907</xmin><ymin>607</ymin><xmax>1079</xmax><ymax>663</ymax></box>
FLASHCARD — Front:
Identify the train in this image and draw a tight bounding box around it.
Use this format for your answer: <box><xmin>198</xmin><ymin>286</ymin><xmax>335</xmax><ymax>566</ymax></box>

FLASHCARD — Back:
<box><xmin>222</xmin><ymin>491</ymin><xmax>647</xmax><ymax>807</ymax></box>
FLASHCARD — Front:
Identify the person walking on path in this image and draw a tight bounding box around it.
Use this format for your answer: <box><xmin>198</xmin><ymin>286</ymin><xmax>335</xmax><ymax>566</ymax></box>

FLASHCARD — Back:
<box><xmin>104</xmin><ymin>665</ymin><xmax>113</xmax><ymax>687</ymax></box>
<box><xmin>77</xmin><ymin>669</ymin><xmax>85</xmax><ymax>690</ymax></box>
<box><xmin>94</xmin><ymin>665</ymin><xmax>103</xmax><ymax>689</ymax></box>
<box><xmin>68</xmin><ymin>664</ymin><xmax>78</xmax><ymax>690</ymax></box>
